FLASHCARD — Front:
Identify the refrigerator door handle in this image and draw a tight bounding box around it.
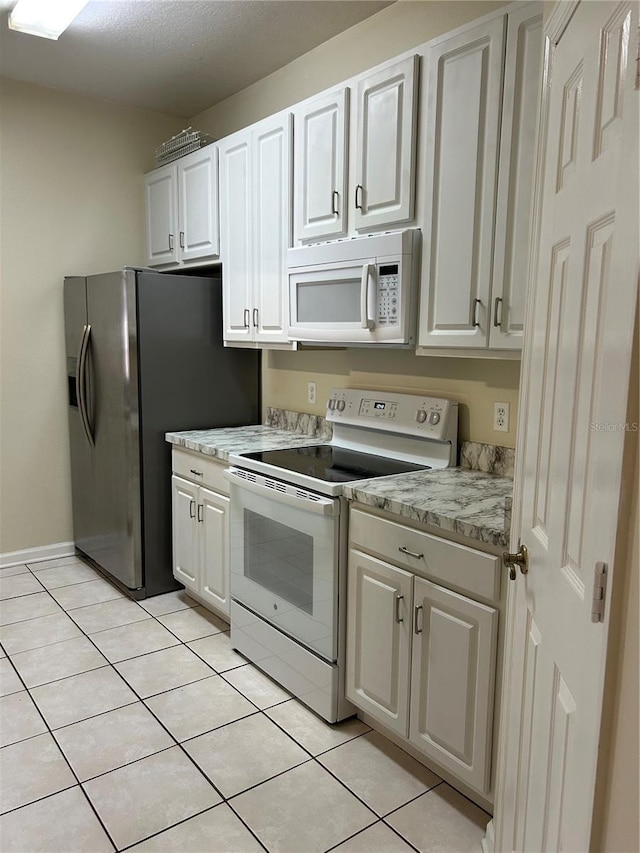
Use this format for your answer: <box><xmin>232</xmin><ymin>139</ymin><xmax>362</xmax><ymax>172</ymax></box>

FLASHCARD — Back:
<box><xmin>77</xmin><ymin>324</ymin><xmax>95</xmax><ymax>447</ymax></box>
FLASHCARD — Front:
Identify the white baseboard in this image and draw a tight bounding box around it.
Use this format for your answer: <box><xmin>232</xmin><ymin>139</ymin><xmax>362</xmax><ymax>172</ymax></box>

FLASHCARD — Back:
<box><xmin>0</xmin><ymin>542</ymin><xmax>76</xmax><ymax>569</ymax></box>
<box><xmin>481</xmin><ymin>818</ymin><xmax>496</xmax><ymax>853</ymax></box>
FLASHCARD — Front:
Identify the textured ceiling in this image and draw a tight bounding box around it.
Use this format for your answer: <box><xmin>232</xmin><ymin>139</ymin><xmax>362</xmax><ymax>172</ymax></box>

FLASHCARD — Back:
<box><xmin>0</xmin><ymin>0</ymin><xmax>392</xmax><ymax>116</ymax></box>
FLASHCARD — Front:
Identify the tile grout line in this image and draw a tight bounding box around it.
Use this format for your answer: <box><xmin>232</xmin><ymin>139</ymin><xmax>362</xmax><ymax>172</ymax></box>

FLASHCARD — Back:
<box><xmin>2</xmin><ymin>563</ymin><xmax>471</xmax><ymax>852</ymax></box>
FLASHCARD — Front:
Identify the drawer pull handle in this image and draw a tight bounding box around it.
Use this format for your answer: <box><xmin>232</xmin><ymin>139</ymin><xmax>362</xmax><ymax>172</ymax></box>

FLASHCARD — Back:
<box><xmin>399</xmin><ymin>546</ymin><xmax>423</xmax><ymax>560</ymax></box>
<box><xmin>395</xmin><ymin>594</ymin><xmax>404</xmax><ymax>623</ymax></box>
<box><xmin>190</xmin><ymin>469</ymin><xmax>204</xmax><ymax>477</ymax></box>
<box><xmin>189</xmin><ymin>499</ymin><xmax>196</xmax><ymax>519</ymax></box>
<box><xmin>414</xmin><ymin>604</ymin><xmax>424</xmax><ymax>635</ymax></box>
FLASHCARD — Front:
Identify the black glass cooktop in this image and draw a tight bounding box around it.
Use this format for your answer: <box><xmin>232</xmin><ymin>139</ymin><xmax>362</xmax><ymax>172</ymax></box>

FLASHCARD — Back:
<box><xmin>240</xmin><ymin>444</ymin><xmax>430</xmax><ymax>484</ymax></box>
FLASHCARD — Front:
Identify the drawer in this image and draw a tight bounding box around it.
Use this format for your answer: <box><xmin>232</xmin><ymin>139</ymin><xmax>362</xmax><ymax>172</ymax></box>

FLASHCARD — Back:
<box><xmin>349</xmin><ymin>507</ymin><xmax>500</xmax><ymax>602</ymax></box>
<box><xmin>171</xmin><ymin>448</ymin><xmax>229</xmax><ymax>495</ymax></box>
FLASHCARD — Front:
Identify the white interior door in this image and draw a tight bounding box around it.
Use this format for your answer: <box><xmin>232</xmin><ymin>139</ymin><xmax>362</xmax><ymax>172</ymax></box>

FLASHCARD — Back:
<box><xmin>495</xmin><ymin>3</ymin><xmax>638</xmax><ymax>851</ymax></box>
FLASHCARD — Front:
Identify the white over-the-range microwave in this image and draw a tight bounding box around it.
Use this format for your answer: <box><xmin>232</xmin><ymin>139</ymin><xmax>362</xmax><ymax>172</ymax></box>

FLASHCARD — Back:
<box><xmin>287</xmin><ymin>229</ymin><xmax>421</xmax><ymax>346</ymax></box>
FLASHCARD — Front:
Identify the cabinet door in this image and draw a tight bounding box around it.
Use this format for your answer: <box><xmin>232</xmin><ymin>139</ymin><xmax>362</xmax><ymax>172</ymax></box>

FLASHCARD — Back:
<box><xmin>418</xmin><ymin>17</ymin><xmax>505</xmax><ymax>348</ymax></box>
<box><xmin>171</xmin><ymin>475</ymin><xmax>199</xmax><ymax>592</ymax></box>
<box><xmin>219</xmin><ymin>130</ymin><xmax>253</xmax><ymax>343</ymax></box>
<box><xmin>354</xmin><ymin>55</ymin><xmax>418</xmax><ymax>232</ymax></box>
<box><xmin>144</xmin><ymin>164</ymin><xmax>178</xmax><ymax>267</ymax></box>
<box><xmin>178</xmin><ymin>146</ymin><xmax>220</xmax><ymax>263</ymax></box>
<box><xmin>294</xmin><ymin>88</ymin><xmax>349</xmax><ymax>243</ymax></box>
<box><xmin>198</xmin><ymin>486</ymin><xmax>230</xmax><ymax>618</ymax></box>
<box><xmin>409</xmin><ymin>576</ymin><xmax>498</xmax><ymax>794</ymax></box>
<box><xmin>346</xmin><ymin>549</ymin><xmax>413</xmax><ymax>737</ymax></box>
<box><xmin>252</xmin><ymin>112</ymin><xmax>293</xmax><ymax>345</ymax></box>
<box><xmin>489</xmin><ymin>4</ymin><xmax>542</xmax><ymax>349</ymax></box>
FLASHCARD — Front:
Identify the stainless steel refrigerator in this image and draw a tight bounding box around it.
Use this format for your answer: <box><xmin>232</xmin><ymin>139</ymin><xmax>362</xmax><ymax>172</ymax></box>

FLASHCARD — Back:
<box><xmin>64</xmin><ymin>267</ymin><xmax>260</xmax><ymax>598</ymax></box>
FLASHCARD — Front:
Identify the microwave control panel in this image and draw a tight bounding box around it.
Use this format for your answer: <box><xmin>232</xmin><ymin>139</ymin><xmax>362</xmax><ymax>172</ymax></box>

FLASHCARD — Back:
<box><xmin>377</xmin><ymin>263</ymin><xmax>399</xmax><ymax>325</ymax></box>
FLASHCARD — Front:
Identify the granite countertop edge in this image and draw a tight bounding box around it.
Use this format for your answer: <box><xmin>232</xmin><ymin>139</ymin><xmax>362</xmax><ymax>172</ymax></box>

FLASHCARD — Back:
<box><xmin>166</xmin><ymin>425</ymin><xmax>512</xmax><ymax>549</ymax></box>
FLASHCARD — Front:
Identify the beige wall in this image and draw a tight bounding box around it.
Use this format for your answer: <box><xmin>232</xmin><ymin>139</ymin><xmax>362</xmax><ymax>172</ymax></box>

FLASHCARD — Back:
<box><xmin>194</xmin><ymin>0</ymin><xmax>508</xmax><ymax>139</ymax></box>
<box><xmin>0</xmin><ymin>77</ymin><xmax>182</xmax><ymax>555</ymax></box>
<box><xmin>264</xmin><ymin>349</ymin><xmax>521</xmax><ymax>445</ymax></box>
<box><xmin>191</xmin><ymin>0</ymin><xmax>519</xmax><ymax>448</ymax></box>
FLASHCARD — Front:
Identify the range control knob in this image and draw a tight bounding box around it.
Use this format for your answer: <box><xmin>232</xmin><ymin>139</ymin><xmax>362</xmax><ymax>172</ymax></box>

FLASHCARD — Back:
<box><xmin>429</xmin><ymin>411</ymin><xmax>441</xmax><ymax>425</ymax></box>
<box><xmin>416</xmin><ymin>409</ymin><xmax>428</xmax><ymax>424</ymax></box>
<box><xmin>336</xmin><ymin>400</ymin><xmax>346</xmax><ymax>412</ymax></box>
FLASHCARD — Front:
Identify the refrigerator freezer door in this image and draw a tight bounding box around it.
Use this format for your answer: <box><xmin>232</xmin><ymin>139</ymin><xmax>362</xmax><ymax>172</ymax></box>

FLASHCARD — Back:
<box><xmin>84</xmin><ymin>270</ymin><xmax>142</xmax><ymax>590</ymax></box>
<box><xmin>64</xmin><ymin>277</ymin><xmax>95</xmax><ymax>557</ymax></box>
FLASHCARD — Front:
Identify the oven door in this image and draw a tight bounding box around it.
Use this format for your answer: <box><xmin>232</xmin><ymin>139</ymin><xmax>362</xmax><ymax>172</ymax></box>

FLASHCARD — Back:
<box><xmin>226</xmin><ymin>468</ymin><xmax>340</xmax><ymax>662</ymax></box>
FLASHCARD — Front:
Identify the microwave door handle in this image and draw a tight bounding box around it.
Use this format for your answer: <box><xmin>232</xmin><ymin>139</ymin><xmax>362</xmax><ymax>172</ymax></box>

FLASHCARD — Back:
<box><xmin>360</xmin><ymin>264</ymin><xmax>375</xmax><ymax>330</ymax></box>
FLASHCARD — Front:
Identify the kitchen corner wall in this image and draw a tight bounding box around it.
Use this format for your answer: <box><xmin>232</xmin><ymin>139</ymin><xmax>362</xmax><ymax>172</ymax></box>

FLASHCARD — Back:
<box><xmin>0</xmin><ymin>77</ymin><xmax>182</xmax><ymax>555</ymax></box>
<box><xmin>190</xmin><ymin>0</ymin><xmax>519</xmax><ymax>448</ymax></box>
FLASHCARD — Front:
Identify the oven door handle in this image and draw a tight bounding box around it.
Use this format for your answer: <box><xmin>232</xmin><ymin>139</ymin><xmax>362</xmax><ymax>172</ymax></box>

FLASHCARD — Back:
<box><xmin>224</xmin><ymin>468</ymin><xmax>339</xmax><ymax>516</ymax></box>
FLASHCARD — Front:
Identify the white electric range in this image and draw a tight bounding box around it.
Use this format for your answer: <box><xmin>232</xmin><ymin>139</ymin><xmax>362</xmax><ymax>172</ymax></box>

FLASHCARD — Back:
<box><xmin>224</xmin><ymin>388</ymin><xmax>458</xmax><ymax>722</ymax></box>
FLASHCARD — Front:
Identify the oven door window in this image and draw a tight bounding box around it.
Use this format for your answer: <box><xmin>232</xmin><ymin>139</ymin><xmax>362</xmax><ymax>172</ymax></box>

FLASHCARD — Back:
<box><xmin>229</xmin><ymin>481</ymin><xmax>340</xmax><ymax>663</ymax></box>
<box><xmin>244</xmin><ymin>509</ymin><xmax>314</xmax><ymax>614</ymax></box>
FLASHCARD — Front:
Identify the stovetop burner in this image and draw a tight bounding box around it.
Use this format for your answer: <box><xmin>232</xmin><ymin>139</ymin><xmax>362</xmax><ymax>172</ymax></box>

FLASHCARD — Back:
<box><xmin>240</xmin><ymin>444</ymin><xmax>431</xmax><ymax>484</ymax></box>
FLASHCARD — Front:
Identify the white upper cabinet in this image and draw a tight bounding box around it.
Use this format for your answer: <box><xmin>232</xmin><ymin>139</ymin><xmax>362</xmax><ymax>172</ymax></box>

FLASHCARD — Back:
<box><xmin>418</xmin><ymin>16</ymin><xmax>506</xmax><ymax>349</ymax></box>
<box><xmin>178</xmin><ymin>147</ymin><xmax>220</xmax><ymax>263</ymax></box>
<box><xmin>219</xmin><ymin>111</ymin><xmax>294</xmax><ymax>348</ymax></box>
<box><xmin>354</xmin><ymin>55</ymin><xmax>419</xmax><ymax>232</ymax></box>
<box><xmin>292</xmin><ymin>56</ymin><xmax>419</xmax><ymax>243</ymax></box>
<box><xmin>418</xmin><ymin>3</ymin><xmax>542</xmax><ymax>352</ymax></box>
<box><xmin>144</xmin><ymin>164</ymin><xmax>178</xmax><ymax>266</ymax></box>
<box><xmin>144</xmin><ymin>145</ymin><xmax>219</xmax><ymax>268</ymax></box>
<box><xmin>219</xmin><ymin>130</ymin><xmax>253</xmax><ymax>343</ymax></box>
<box><xmin>293</xmin><ymin>88</ymin><xmax>349</xmax><ymax>243</ymax></box>
<box><xmin>490</xmin><ymin>4</ymin><xmax>543</xmax><ymax>349</ymax></box>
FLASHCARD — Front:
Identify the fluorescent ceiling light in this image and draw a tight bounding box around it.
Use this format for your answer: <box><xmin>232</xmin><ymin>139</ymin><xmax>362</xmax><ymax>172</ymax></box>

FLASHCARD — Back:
<box><xmin>8</xmin><ymin>0</ymin><xmax>89</xmax><ymax>40</ymax></box>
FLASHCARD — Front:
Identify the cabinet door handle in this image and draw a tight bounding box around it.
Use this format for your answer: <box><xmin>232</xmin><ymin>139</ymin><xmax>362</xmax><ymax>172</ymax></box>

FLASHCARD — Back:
<box><xmin>252</xmin><ymin>308</ymin><xmax>259</xmax><ymax>328</ymax></box>
<box><xmin>243</xmin><ymin>309</ymin><xmax>250</xmax><ymax>329</ymax></box>
<box><xmin>179</xmin><ymin>231</ymin><xmax>185</xmax><ymax>249</ymax></box>
<box><xmin>168</xmin><ymin>233</ymin><xmax>174</xmax><ymax>251</ymax></box>
<box><xmin>332</xmin><ymin>190</ymin><xmax>339</xmax><ymax>216</ymax></box>
<box><xmin>189</xmin><ymin>499</ymin><xmax>196</xmax><ymax>519</ymax></box>
<box><xmin>355</xmin><ymin>184</ymin><xmax>363</xmax><ymax>210</ymax></box>
<box><xmin>197</xmin><ymin>503</ymin><xmax>204</xmax><ymax>523</ymax></box>
<box><xmin>190</xmin><ymin>469</ymin><xmax>203</xmax><ymax>478</ymax></box>
<box><xmin>395</xmin><ymin>594</ymin><xmax>404</xmax><ymax>623</ymax></box>
<box><xmin>472</xmin><ymin>298</ymin><xmax>482</xmax><ymax>328</ymax></box>
<box><xmin>414</xmin><ymin>604</ymin><xmax>424</xmax><ymax>635</ymax></box>
<box><xmin>493</xmin><ymin>297</ymin><xmax>503</xmax><ymax>328</ymax></box>
<box><xmin>399</xmin><ymin>546</ymin><xmax>423</xmax><ymax>560</ymax></box>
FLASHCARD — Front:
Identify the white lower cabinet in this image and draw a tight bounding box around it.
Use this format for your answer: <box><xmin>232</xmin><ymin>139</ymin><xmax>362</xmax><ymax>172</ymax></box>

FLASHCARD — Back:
<box><xmin>171</xmin><ymin>450</ymin><xmax>230</xmax><ymax>618</ymax></box>
<box><xmin>346</xmin><ymin>552</ymin><xmax>413</xmax><ymax>737</ymax></box>
<box><xmin>346</xmin><ymin>507</ymin><xmax>500</xmax><ymax>796</ymax></box>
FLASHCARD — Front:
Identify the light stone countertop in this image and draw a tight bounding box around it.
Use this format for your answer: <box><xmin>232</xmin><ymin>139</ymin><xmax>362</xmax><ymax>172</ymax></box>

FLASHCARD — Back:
<box><xmin>166</xmin><ymin>426</ymin><xmax>513</xmax><ymax>548</ymax></box>
<box><xmin>165</xmin><ymin>425</ymin><xmax>326</xmax><ymax>462</ymax></box>
<box><xmin>342</xmin><ymin>468</ymin><xmax>513</xmax><ymax>549</ymax></box>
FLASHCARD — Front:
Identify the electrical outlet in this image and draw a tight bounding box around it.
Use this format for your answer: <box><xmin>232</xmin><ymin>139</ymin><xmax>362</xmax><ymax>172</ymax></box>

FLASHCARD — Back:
<box><xmin>494</xmin><ymin>402</ymin><xmax>510</xmax><ymax>433</ymax></box>
<box><xmin>308</xmin><ymin>382</ymin><xmax>317</xmax><ymax>405</ymax></box>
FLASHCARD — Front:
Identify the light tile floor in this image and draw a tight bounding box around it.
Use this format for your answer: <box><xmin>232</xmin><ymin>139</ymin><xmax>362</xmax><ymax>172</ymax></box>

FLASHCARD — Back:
<box><xmin>0</xmin><ymin>556</ymin><xmax>491</xmax><ymax>852</ymax></box>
